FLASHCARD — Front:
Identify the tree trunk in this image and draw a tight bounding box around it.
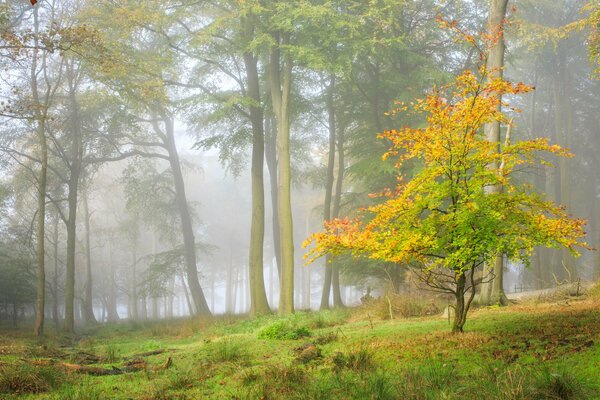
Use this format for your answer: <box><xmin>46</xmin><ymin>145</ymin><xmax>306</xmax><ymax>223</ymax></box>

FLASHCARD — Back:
<box><xmin>243</xmin><ymin>34</ymin><xmax>270</xmax><ymax>316</ymax></box>
<box><xmin>331</xmin><ymin>101</ymin><xmax>346</xmax><ymax>309</ymax></box>
<box><xmin>553</xmin><ymin>50</ymin><xmax>576</xmax><ymax>281</ymax></box>
<box><xmin>31</xmin><ymin>5</ymin><xmax>46</xmax><ymax>338</ymax></box>
<box><xmin>82</xmin><ymin>191</ymin><xmax>96</xmax><ymax>325</ymax></box>
<box><xmin>107</xmin><ymin>237</ymin><xmax>119</xmax><ymax>322</ymax></box>
<box><xmin>265</xmin><ymin>117</ymin><xmax>281</xmax><ymax>278</ymax></box>
<box><xmin>64</xmin><ymin>64</ymin><xmax>83</xmax><ymax>333</ymax></box>
<box><xmin>129</xmin><ymin>224</ymin><xmax>138</xmax><ymax>321</ymax></box>
<box><xmin>270</xmin><ymin>32</ymin><xmax>295</xmax><ymax>315</ymax></box>
<box><xmin>52</xmin><ymin>214</ymin><xmax>60</xmax><ymax>329</ymax></box>
<box><xmin>478</xmin><ymin>0</ymin><xmax>509</xmax><ymax>306</ymax></box>
<box><xmin>320</xmin><ymin>76</ymin><xmax>337</xmax><ymax>310</ymax></box>
<box><xmin>161</xmin><ymin>114</ymin><xmax>211</xmax><ymax>317</ymax></box>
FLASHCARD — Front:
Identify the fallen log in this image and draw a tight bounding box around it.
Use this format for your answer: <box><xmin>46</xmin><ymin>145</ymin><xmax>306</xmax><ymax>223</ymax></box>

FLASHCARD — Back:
<box><xmin>126</xmin><ymin>349</ymin><xmax>166</xmax><ymax>359</ymax></box>
<box><xmin>31</xmin><ymin>359</ymin><xmax>146</xmax><ymax>376</ymax></box>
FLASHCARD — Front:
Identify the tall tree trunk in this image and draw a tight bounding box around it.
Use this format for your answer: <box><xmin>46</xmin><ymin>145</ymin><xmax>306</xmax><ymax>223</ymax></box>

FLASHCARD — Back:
<box><xmin>82</xmin><ymin>191</ymin><xmax>96</xmax><ymax>325</ymax></box>
<box><xmin>107</xmin><ymin>237</ymin><xmax>119</xmax><ymax>322</ymax></box>
<box><xmin>64</xmin><ymin>64</ymin><xmax>83</xmax><ymax>333</ymax></box>
<box><xmin>31</xmin><ymin>5</ymin><xmax>46</xmax><ymax>338</ymax></box>
<box><xmin>226</xmin><ymin>257</ymin><xmax>234</xmax><ymax>314</ymax></box>
<box><xmin>553</xmin><ymin>50</ymin><xmax>576</xmax><ymax>280</ymax></box>
<box><xmin>265</xmin><ymin>117</ymin><xmax>281</xmax><ymax>278</ymax></box>
<box><xmin>478</xmin><ymin>0</ymin><xmax>509</xmax><ymax>306</ymax></box>
<box><xmin>331</xmin><ymin>94</ymin><xmax>346</xmax><ymax>308</ymax></box>
<box><xmin>161</xmin><ymin>114</ymin><xmax>211</xmax><ymax>317</ymax></box>
<box><xmin>52</xmin><ymin>214</ymin><xmax>60</xmax><ymax>328</ymax></box>
<box><xmin>129</xmin><ymin>223</ymin><xmax>138</xmax><ymax>321</ymax></box>
<box><xmin>269</xmin><ymin>32</ymin><xmax>294</xmax><ymax>315</ymax></box>
<box><xmin>243</xmin><ymin>29</ymin><xmax>270</xmax><ymax>316</ymax></box>
<box><xmin>320</xmin><ymin>76</ymin><xmax>337</xmax><ymax>310</ymax></box>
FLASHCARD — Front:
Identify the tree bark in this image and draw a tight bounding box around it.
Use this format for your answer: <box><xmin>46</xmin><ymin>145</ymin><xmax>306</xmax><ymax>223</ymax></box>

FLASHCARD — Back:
<box><xmin>269</xmin><ymin>32</ymin><xmax>295</xmax><ymax>315</ymax></box>
<box><xmin>478</xmin><ymin>0</ymin><xmax>509</xmax><ymax>306</ymax></box>
<box><xmin>64</xmin><ymin>63</ymin><xmax>83</xmax><ymax>333</ymax></box>
<box><xmin>161</xmin><ymin>114</ymin><xmax>211</xmax><ymax>317</ymax></box>
<box><xmin>265</xmin><ymin>117</ymin><xmax>281</xmax><ymax>278</ymax></box>
<box><xmin>31</xmin><ymin>4</ymin><xmax>46</xmax><ymax>338</ymax></box>
<box><xmin>553</xmin><ymin>49</ymin><xmax>576</xmax><ymax>280</ymax></box>
<box><xmin>243</xmin><ymin>26</ymin><xmax>270</xmax><ymax>316</ymax></box>
<box><xmin>107</xmin><ymin>236</ymin><xmax>119</xmax><ymax>322</ymax></box>
<box><xmin>82</xmin><ymin>191</ymin><xmax>96</xmax><ymax>325</ymax></box>
<box><xmin>320</xmin><ymin>76</ymin><xmax>337</xmax><ymax>310</ymax></box>
<box><xmin>129</xmin><ymin>222</ymin><xmax>138</xmax><ymax>321</ymax></box>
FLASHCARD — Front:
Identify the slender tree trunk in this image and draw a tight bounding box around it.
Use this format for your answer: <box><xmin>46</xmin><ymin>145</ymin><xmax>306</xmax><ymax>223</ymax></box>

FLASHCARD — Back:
<box><xmin>320</xmin><ymin>76</ymin><xmax>337</xmax><ymax>310</ymax></box>
<box><xmin>129</xmin><ymin>224</ymin><xmax>138</xmax><ymax>321</ymax></box>
<box><xmin>107</xmin><ymin>237</ymin><xmax>119</xmax><ymax>322</ymax></box>
<box><xmin>331</xmin><ymin>102</ymin><xmax>346</xmax><ymax>308</ymax></box>
<box><xmin>180</xmin><ymin>273</ymin><xmax>193</xmax><ymax>316</ymax></box>
<box><xmin>82</xmin><ymin>191</ymin><xmax>96</xmax><ymax>325</ymax></box>
<box><xmin>64</xmin><ymin>64</ymin><xmax>83</xmax><ymax>333</ymax></box>
<box><xmin>553</xmin><ymin>51</ymin><xmax>576</xmax><ymax>280</ymax></box>
<box><xmin>161</xmin><ymin>114</ymin><xmax>211</xmax><ymax>317</ymax></box>
<box><xmin>270</xmin><ymin>33</ymin><xmax>295</xmax><ymax>315</ymax></box>
<box><xmin>52</xmin><ymin>215</ymin><xmax>60</xmax><ymax>328</ymax></box>
<box><xmin>265</xmin><ymin>117</ymin><xmax>281</xmax><ymax>277</ymax></box>
<box><xmin>243</xmin><ymin>33</ymin><xmax>270</xmax><ymax>316</ymax></box>
<box><xmin>32</xmin><ymin>5</ymin><xmax>47</xmax><ymax>338</ymax></box>
<box><xmin>225</xmin><ymin>257</ymin><xmax>234</xmax><ymax>314</ymax></box>
<box><xmin>478</xmin><ymin>0</ymin><xmax>509</xmax><ymax>306</ymax></box>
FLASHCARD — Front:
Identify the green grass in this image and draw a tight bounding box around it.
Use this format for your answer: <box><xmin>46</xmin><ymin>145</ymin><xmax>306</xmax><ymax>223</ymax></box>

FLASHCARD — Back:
<box><xmin>1</xmin><ymin>299</ymin><xmax>599</xmax><ymax>399</ymax></box>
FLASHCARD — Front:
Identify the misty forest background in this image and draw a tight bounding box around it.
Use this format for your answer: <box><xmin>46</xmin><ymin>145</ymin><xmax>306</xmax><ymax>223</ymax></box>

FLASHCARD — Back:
<box><xmin>0</xmin><ymin>0</ymin><xmax>599</xmax><ymax>336</ymax></box>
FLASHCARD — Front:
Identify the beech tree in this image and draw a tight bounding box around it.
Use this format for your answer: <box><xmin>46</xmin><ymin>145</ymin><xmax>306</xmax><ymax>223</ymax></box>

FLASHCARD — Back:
<box><xmin>305</xmin><ymin>66</ymin><xmax>587</xmax><ymax>333</ymax></box>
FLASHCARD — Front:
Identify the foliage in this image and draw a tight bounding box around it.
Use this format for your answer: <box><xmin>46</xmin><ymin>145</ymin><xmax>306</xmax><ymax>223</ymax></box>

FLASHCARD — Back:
<box><xmin>0</xmin><ymin>362</ymin><xmax>66</xmax><ymax>395</ymax></box>
<box><xmin>257</xmin><ymin>320</ymin><xmax>311</xmax><ymax>340</ymax></box>
<box><xmin>0</xmin><ymin>242</ymin><xmax>35</xmax><ymax>321</ymax></box>
<box><xmin>305</xmin><ymin>65</ymin><xmax>588</xmax><ymax>332</ymax></box>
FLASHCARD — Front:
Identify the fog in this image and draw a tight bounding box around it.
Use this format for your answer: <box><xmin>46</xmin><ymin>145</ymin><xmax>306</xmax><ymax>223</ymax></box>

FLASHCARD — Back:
<box><xmin>0</xmin><ymin>0</ymin><xmax>598</xmax><ymax>332</ymax></box>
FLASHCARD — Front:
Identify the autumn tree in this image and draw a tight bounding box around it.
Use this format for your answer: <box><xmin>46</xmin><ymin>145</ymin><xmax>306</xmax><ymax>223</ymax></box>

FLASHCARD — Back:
<box><xmin>305</xmin><ymin>66</ymin><xmax>587</xmax><ymax>333</ymax></box>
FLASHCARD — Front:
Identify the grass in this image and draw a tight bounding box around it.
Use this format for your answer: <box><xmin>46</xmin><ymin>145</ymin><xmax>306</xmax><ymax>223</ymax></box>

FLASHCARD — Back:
<box><xmin>0</xmin><ymin>296</ymin><xmax>599</xmax><ymax>399</ymax></box>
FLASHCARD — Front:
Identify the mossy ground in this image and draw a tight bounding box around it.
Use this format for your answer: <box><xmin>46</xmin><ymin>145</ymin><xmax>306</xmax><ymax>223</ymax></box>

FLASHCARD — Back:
<box><xmin>1</xmin><ymin>296</ymin><xmax>599</xmax><ymax>399</ymax></box>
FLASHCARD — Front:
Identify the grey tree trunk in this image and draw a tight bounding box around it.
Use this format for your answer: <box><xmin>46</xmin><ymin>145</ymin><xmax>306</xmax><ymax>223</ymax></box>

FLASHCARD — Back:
<box><xmin>478</xmin><ymin>0</ymin><xmax>509</xmax><ymax>306</ymax></box>
<box><xmin>64</xmin><ymin>63</ymin><xmax>84</xmax><ymax>333</ymax></box>
<box><xmin>107</xmin><ymin>237</ymin><xmax>119</xmax><ymax>322</ymax></box>
<box><xmin>82</xmin><ymin>191</ymin><xmax>96</xmax><ymax>325</ymax></box>
<box><xmin>129</xmin><ymin>223</ymin><xmax>138</xmax><ymax>321</ymax></box>
<box><xmin>320</xmin><ymin>76</ymin><xmax>337</xmax><ymax>310</ymax></box>
<box><xmin>243</xmin><ymin>33</ymin><xmax>270</xmax><ymax>316</ymax></box>
<box><xmin>269</xmin><ymin>32</ymin><xmax>294</xmax><ymax>315</ymax></box>
<box><xmin>553</xmin><ymin>50</ymin><xmax>576</xmax><ymax>280</ymax></box>
<box><xmin>265</xmin><ymin>117</ymin><xmax>281</xmax><ymax>278</ymax></box>
<box><xmin>160</xmin><ymin>114</ymin><xmax>211</xmax><ymax>317</ymax></box>
<box><xmin>31</xmin><ymin>5</ymin><xmax>47</xmax><ymax>338</ymax></box>
<box><xmin>331</xmin><ymin>84</ymin><xmax>346</xmax><ymax>309</ymax></box>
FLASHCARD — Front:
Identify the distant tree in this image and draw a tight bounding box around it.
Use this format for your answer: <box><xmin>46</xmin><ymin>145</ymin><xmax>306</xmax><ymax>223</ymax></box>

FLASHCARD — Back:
<box><xmin>305</xmin><ymin>66</ymin><xmax>587</xmax><ymax>333</ymax></box>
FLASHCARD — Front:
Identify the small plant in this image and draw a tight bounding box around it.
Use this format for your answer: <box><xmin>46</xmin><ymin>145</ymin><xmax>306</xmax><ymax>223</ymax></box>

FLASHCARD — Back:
<box><xmin>330</xmin><ymin>347</ymin><xmax>374</xmax><ymax>374</ymax></box>
<box><xmin>55</xmin><ymin>379</ymin><xmax>102</xmax><ymax>400</ymax></box>
<box><xmin>314</xmin><ymin>331</ymin><xmax>338</xmax><ymax>345</ymax></box>
<box><xmin>397</xmin><ymin>361</ymin><xmax>457</xmax><ymax>399</ymax></box>
<box><xmin>252</xmin><ymin>364</ymin><xmax>309</xmax><ymax>399</ymax></box>
<box><xmin>0</xmin><ymin>363</ymin><xmax>66</xmax><ymax>395</ymax></box>
<box><xmin>205</xmin><ymin>338</ymin><xmax>249</xmax><ymax>363</ymax></box>
<box><xmin>257</xmin><ymin>320</ymin><xmax>311</xmax><ymax>340</ymax></box>
<box><xmin>103</xmin><ymin>343</ymin><xmax>119</xmax><ymax>363</ymax></box>
<box><xmin>532</xmin><ymin>368</ymin><xmax>592</xmax><ymax>400</ymax></box>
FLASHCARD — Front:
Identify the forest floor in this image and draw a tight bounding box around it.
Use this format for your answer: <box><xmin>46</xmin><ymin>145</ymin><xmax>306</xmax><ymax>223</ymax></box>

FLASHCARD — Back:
<box><xmin>1</xmin><ymin>287</ymin><xmax>600</xmax><ymax>399</ymax></box>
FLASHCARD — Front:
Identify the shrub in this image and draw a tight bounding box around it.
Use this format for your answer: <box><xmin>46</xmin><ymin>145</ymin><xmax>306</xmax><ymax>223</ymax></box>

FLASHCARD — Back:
<box><xmin>204</xmin><ymin>337</ymin><xmax>249</xmax><ymax>363</ymax></box>
<box><xmin>330</xmin><ymin>347</ymin><xmax>374</xmax><ymax>374</ymax></box>
<box><xmin>0</xmin><ymin>363</ymin><xmax>66</xmax><ymax>395</ymax></box>
<box><xmin>258</xmin><ymin>320</ymin><xmax>311</xmax><ymax>340</ymax></box>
